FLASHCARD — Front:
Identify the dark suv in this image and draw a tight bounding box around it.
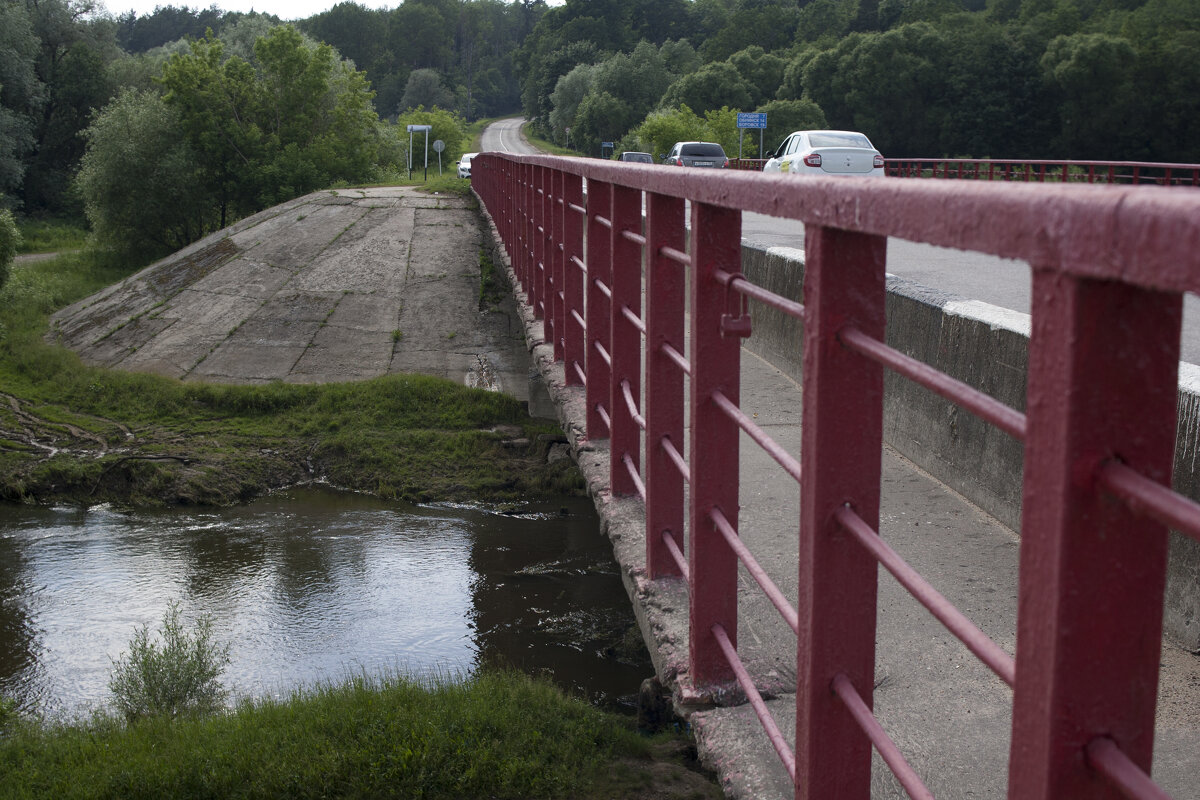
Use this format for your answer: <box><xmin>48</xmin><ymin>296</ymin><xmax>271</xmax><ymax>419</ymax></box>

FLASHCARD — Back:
<box><xmin>662</xmin><ymin>141</ymin><xmax>728</xmax><ymax>168</ymax></box>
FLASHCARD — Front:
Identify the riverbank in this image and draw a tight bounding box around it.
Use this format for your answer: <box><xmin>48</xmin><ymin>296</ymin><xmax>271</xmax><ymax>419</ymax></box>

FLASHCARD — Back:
<box><xmin>0</xmin><ymin>194</ymin><xmax>581</xmax><ymax>508</ymax></box>
<box><xmin>0</xmin><ymin>670</ymin><xmax>722</xmax><ymax>800</ymax></box>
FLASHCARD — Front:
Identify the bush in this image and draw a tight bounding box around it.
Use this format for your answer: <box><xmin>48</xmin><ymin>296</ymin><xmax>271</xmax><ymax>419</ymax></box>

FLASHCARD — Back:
<box><xmin>108</xmin><ymin>601</ymin><xmax>231</xmax><ymax>721</ymax></box>
<box><xmin>0</xmin><ymin>208</ymin><xmax>20</xmax><ymax>292</ymax></box>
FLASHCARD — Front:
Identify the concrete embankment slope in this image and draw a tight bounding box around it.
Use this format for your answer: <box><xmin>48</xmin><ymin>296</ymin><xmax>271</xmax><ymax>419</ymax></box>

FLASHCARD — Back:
<box><xmin>51</xmin><ymin>187</ymin><xmax>530</xmax><ymax>396</ymax></box>
<box><xmin>477</xmin><ymin>203</ymin><xmax>1200</xmax><ymax>797</ymax></box>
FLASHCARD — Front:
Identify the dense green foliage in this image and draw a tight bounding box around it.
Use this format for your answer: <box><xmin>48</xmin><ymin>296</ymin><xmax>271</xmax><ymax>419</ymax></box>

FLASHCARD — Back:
<box><xmin>0</xmin><ymin>671</ymin><xmax>684</xmax><ymax>800</ymax></box>
<box><xmin>521</xmin><ymin>0</ymin><xmax>1200</xmax><ymax>162</ymax></box>
<box><xmin>299</xmin><ymin>0</ymin><xmax>536</xmax><ymax>119</ymax></box>
<box><xmin>0</xmin><ymin>210</ymin><xmax>19</xmax><ymax>292</ymax></box>
<box><xmin>3</xmin><ymin>0</ymin><xmax>1195</xmax><ymax>269</ymax></box>
<box><xmin>75</xmin><ymin>25</ymin><xmax>396</xmax><ymax>257</ymax></box>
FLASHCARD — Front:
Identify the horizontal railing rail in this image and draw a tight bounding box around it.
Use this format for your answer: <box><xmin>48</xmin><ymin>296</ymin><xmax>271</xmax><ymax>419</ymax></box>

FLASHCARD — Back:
<box><xmin>886</xmin><ymin>157</ymin><xmax>1200</xmax><ymax>186</ymax></box>
<box><xmin>472</xmin><ymin>153</ymin><xmax>1200</xmax><ymax>800</ymax></box>
<box><xmin>731</xmin><ymin>157</ymin><xmax>1200</xmax><ymax>186</ymax></box>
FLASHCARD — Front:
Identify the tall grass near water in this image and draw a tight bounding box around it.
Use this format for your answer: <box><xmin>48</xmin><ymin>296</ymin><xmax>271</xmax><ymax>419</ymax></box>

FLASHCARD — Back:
<box><xmin>0</xmin><ymin>671</ymin><xmax>649</xmax><ymax>800</ymax></box>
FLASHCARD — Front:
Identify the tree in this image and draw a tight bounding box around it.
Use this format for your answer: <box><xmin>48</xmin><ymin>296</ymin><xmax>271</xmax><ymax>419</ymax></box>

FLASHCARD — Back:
<box><xmin>75</xmin><ymin>88</ymin><xmax>209</xmax><ymax>257</ymax></box>
<box><xmin>0</xmin><ymin>1</ymin><xmax>44</xmax><ymax>203</ymax></box>
<box><xmin>1041</xmin><ymin>32</ymin><xmax>1139</xmax><ymax>158</ymax></box>
<box><xmin>548</xmin><ymin>63</ymin><xmax>596</xmax><ymax>145</ymax></box>
<box><xmin>396</xmin><ymin>106</ymin><xmax>468</xmax><ymax>164</ymax></box>
<box><xmin>802</xmin><ymin>24</ymin><xmax>949</xmax><ymax>156</ymax></box>
<box><xmin>728</xmin><ymin>45</ymin><xmax>787</xmax><ymax>107</ymax></box>
<box><xmin>633</xmin><ymin>104</ymin><xmax>708</xmax><ymax>160</ymax></box>
<box><xmin>572</xmin><ymin>90</ymin><xmax>627</xmax><ymax>155</ymax></box>
<box><xmin>400</xmin><ymin>68</ymin><xmax>455</xmax><ymax>112</ymax></box>
<box><xmin>659</xmin><ymin>61</ymin><xmax>754</xmax><ymax>115</ymax></box>
<box><xmin>0</xmin><ymin>209</ymin><xmax>19</xmax><ymax>293</ymax></box>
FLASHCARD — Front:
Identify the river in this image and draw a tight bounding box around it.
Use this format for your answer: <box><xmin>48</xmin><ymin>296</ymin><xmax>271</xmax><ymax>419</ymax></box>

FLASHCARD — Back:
<box><xmin>0</xmin><ymin>489</ymin><xmax>652</xmax><ymax>720</ymax></box>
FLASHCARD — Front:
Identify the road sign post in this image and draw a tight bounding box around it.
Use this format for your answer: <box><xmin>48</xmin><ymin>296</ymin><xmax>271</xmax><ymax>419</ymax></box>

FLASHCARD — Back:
<box><xmin>737</xmin><ymin>112</ymin><xmax>768</xmax><ymax>161</ymax></box>
<box><xmin>433</xmin><ymin>139</ymin><xmax>445</xmax><ymax>175</ymax></box>
<box><xmin>406</xmin><ymin>124</ymin><xmax>432</xmax><ymax>180</ymax></box>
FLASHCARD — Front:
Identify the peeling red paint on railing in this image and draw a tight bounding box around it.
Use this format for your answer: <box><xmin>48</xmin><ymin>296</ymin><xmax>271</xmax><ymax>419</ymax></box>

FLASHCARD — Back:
<box><xmin>887</xmin><ymin>158</ymin><xmax>1200</xmax><ymax>186</ymax></box>
<box><xmin>472</xmin><ymin>153</ymin><xmax>1200</xmax><ymax>799</ymax></box>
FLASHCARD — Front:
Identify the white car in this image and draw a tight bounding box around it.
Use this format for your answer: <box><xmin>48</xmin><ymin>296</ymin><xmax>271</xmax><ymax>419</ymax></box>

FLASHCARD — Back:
<box><xmin>456</xmin><ymin>152</ymin><xmax>478</xmax><ymax>179</ymax></box>
<box><xmin>762</xmin><ymin>130</ymin><xmax>885</xmax><ymax>177</ymax></box>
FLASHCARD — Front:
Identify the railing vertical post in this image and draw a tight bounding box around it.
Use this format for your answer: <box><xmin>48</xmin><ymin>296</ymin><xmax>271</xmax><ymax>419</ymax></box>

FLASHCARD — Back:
<box><xmin>523</xmin><ymin>161</ymin><xmax>535</xmax><ymax>290</ymax></box>
<box><xmin>1008</xmin><ymin>273</ymin><xmax>1181</xmax><ymax>800</ymax></box>
<box><xmin>505</xmin><ymin>159</ymin><xmax>515</xmax><ymax>264</ymax></box>
<box><xmin>532</xmin><ymin>165</ymin><xmax>547</xmax><ymax>319</ymax></box>
<box><xmin>688</xmin><ymin>201</ymin><xmax>742</xmax><ymax>687</ymax></box>
<box><xmin>586</xmin><ymin>181</ymin><xmax>613</xmax><ymax>440</ymax></box>
<box><xmin>551</xmin><ymin>167</ymin><xmax>565</xmax><ymax>362</ymax></box>
<box><xmin>646</xmin><ymin>192</ymin><xmax>687</xmax><ymax>578</ymax></box>
<box><xmin>540</xmin><ymin>165</ymin><xmax>554</xmax><ymax>323</ymax></box>
<box><xmin>796</xmin><ymin>224</ymin><xmax>887</xmax><ymax>800</ymax></box>
<box><xmin>609</xmin><ymin>184</ymin><xmax>643</xmax><ymax>497</ymax></box>
<box><xmin>563</xmin><ymin>172</ymin><xmax>585</xmax><ymax>385</ymax></box>
<box><xmin>514</xmin><ymin>161</ymin><xmax>524</xmax><ymax>286</ymax></box>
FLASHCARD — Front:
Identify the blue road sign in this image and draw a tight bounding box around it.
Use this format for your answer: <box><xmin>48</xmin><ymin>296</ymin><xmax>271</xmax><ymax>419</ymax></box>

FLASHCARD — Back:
<box><xmin>737</xmin><ymin>112</ymin><xmax>768</xmax><ymax>129</ymax></box>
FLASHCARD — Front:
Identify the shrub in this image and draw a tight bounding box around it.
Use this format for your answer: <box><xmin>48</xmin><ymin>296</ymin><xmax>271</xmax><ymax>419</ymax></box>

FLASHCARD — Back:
<box><xmin>0</xmin><ymin>208</ymin><xmax>20</xmax><ymax>292</ymax></box>
<box><xmin>108</xmin><ymin>601</ymin><xmax>231</xmax><ymax>721</ymax></box>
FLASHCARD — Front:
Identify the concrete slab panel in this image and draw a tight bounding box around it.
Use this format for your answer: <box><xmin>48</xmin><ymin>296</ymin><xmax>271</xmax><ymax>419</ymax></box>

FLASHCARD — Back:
<box><xmin>323</xmin><ymin>293</ymin><xmax>402</xmax><ymax>333</ymax></box>
<box><xmin>289</xmin><ymin>207</ymin><xmax>415</xmax><ymax>294</ymax></box>
<box><xmin>139</xmin><ymin>237</ymin><xmax>242</xmax><ymax>298</ymax></box>
<box><xmin>77</xmin><ymin>314</ymin><xmax>177</xmax><ymax>368</ymax></box>
<box><xmin>290</xmin><ymin>326</ymin><xmax>394</xmax><ymax>381</ymax></box>
<box><xmin>51</xmin><ymin>282</ymin><xmax>163</xmax><ymax>350</ymax></box>
<box><xmin>254</xmin><ymin>292</ymin><xmax>343</xmax><ymax>325</ymax></box>
<box><xmin>238</xmin><ymin>203</ymin><xmax>367</xmax><ymax>270</ymax></box>
<box><xmin>188</xmin><ymin>259</ymin><xmax>294</xmax><ymax>300</ymax></box>
<box><xmin>188</xmin><ymin>339</ymin><xmax>310</xmax><ymax>382</ymax></box>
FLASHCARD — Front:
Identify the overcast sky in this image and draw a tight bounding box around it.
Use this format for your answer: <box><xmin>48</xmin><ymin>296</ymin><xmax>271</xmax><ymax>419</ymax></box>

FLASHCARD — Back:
<box><xmin>104</xmin><ymin>1</ymin><xmax>402</xmax><ymax>22</ymax></box>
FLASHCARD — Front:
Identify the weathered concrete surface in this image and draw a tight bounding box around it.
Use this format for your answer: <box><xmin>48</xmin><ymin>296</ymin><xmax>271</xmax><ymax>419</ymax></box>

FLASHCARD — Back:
<box><xmin>478</xmin><ymin>202</ymin><xmax>1200</xmax><ymax>798</ymax></box>
<box><xmin>49</xmin><ymin>187</ymin><xmax>531</xmax><ymax>397</ymax></box>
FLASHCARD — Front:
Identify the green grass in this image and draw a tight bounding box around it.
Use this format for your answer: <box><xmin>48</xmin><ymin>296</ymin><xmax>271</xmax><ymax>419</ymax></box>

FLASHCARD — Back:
<box><xmin>14</xmin><ymin>217</ymin><xmax>90</xmax><ymax>254</ymax></box>
<box><xmin>522</xmin><ymin>126</ymin><xmax>580</xmax><ymax>157</ymax></box>
<box><xmin>0</xmin><ymin>250</ymin><xmax>582</xmax><ymax>507</ymax></box>
<box><xmin>0</xmin><ymin>671</ymin><xmax>709</xmax><ymax>800</ymax></box>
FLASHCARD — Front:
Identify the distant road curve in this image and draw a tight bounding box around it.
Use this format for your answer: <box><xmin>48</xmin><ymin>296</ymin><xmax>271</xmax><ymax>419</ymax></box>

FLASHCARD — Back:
<box><xmin>478</xmin><ymin>119</ymin><xmax>1200</xmax><ymax>364</ymax></box>
<box><xmin>480</xmin><ymin>117</ymin><xmax>539</xmax><ymax>155</ymax></box>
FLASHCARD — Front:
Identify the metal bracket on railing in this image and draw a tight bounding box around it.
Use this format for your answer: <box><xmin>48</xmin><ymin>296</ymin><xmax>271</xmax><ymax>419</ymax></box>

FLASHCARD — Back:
<box><xmin>721</xmin><ymin>272</ymin><xmax>753</xmax><ymax>338</ymax></box>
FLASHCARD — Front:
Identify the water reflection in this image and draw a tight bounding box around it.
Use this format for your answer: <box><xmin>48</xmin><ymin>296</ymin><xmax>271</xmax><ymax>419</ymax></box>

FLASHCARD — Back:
<box><xmin>0</xmin><ymin>489</ymin><xmax>651</xmax><ymax>720</ymax></box>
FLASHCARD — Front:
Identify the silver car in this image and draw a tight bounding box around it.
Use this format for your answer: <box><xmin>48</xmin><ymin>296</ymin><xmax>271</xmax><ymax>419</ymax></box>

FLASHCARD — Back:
<box><xmin>762</xmin><ymin>130</ymin><xmax>885</xmax><ymax>177</ymax></box>
<box><xmin>662</xmin><ymin>141</ymin><xmax>728</xmax><ymax>168</ymax></box>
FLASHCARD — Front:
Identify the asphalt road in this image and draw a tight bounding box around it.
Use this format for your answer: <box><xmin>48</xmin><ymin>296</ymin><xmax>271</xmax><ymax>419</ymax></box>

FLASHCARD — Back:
<box><xmin>480</xmin><ymin>117</ymin><xmax>540</xmax><ymax>155</ymax></box>
<box><xmin>480</xmin><ymin>118</ymin><xmax>1200</xmax><ymax>364</ymax></box>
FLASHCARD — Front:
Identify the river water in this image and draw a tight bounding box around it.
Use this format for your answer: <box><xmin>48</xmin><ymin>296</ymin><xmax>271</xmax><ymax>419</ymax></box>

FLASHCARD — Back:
<box><xmin>0</xmin><ymin>489</ymin><xmax>652</xmax><ymax>720</ymax></box>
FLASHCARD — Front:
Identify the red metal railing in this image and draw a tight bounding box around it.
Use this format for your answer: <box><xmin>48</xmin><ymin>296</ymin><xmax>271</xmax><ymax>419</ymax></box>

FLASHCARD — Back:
<box><xmin>887</xmin><ymin>158</ymin><xmax>1200</xmax><ymax>186</ymax></box>
<box><xmin>732</xmin><ymin>157</ymin><xmax>1200</xmax><ymax>185</ymax></box>
<box><xmin>472</xmin><ymin>154</ymin><xmax>1200</xmax><ymax>799</ymax></box>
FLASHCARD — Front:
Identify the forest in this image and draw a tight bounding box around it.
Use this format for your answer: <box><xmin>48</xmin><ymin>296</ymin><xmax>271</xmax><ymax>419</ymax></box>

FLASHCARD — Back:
<box><xmin>1</xmin><ymin>0</ymin><xmax>1197</xmax><ymax>261</ymax></box>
